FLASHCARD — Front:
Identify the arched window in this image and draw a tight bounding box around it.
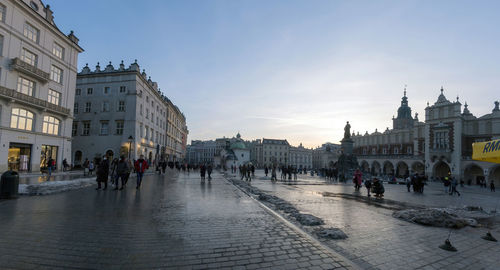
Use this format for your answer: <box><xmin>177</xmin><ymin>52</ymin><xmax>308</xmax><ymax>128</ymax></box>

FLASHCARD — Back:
<box><xmin>10</xmin><ymin>108</ymin><xmax>34</xmax><ymax>131</ymax></box>
<box><xmin>42</xmin><ymin>116</ymin><xmax>60</xmax><ymax>135</ymax></box>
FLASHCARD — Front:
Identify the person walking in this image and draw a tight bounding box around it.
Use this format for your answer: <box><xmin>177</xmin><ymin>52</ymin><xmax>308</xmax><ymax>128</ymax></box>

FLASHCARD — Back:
<box><xmin>491</xmin><ymin>181</ymin><xmax>496</xmax><ymax>192</ymax></box>
<box><xmin>200</xmin><ymin>164</ymin><xmax>206</xmax><ymax>181</ymax></box>
<box><xmin>354</xmin><ymin>169</ymin><xmax>363</xmax><ymax>191</ymax></box>
<box><xmin>450</xmin><ymin>177</ymin><xmax>461</xmax><ymax>196</ymax></box>
<box><xmin>406</xmin><ymin>175</ymin><xmax>412</xmax><ymax>192</ymax></box>
<box><xmin>293</xmin><ymin>167</ymin><xmax>298</xmax><ymax>181</ymax></box>
<box><xmin>96</xmin><ymin>156</ymin><xmax>109</xmax><ymax>190</ymax></box>
<box><xmin>114</xmin><ymin>156</ymin><xmax>129</xmax><ymax>190</ymax></box>
<box><xmin>265</xmin><ymin>166</ymin><xmax>269</xmax><ymax>177</ymax></box>
<box><xmin>241</xmin><ymin>165</ymin><xmax>247</xmax><ymax>181</ymax></box>
<box><xmin>246</xmin><ymin>165</ymin><xmax>252</xmax><ymax>182</ymax></box>
<box><xmin>207</xmin><ymin>164</ymin><xmax>213</xmax><ymax>180</ymax></box>
<box><xmin>251</xmin><ymin>165</ymin><xmax>255</xmax><ymax>177</ymax></box>
<box><xmin>83</xmin><ymin>158</ymin><xmax>89</xmax><ymax>176</ymax></box>
<box><xmin>47</xmin><ymin>157</ymin><xmax>54</xmax><ymax>177</ymax></box>
<box><xmin>62</xmin><ymin>158</ymin><xmax>69</xmax><ymax>172</ymax></box>
<box><xmin>271</xmin><ymin>166</ymin><xmax>277</xmax><ymax>181</ymax></box>
<box><xmin>134</xmin><ymin>155</ymin><xmax>148</xmax><ymax>189</ymax></box>
<box><xmin>88</xmin><ymin>160</ymin><xmax>95</xmax><ymax>176</ymax></box>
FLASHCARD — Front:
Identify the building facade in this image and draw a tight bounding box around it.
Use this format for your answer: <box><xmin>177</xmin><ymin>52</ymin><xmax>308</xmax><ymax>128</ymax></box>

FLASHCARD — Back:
<box><xmin>72</xmin><ymin>61</ymin><xmax>187</xmax><ymax>165</ymax></box>
<box><xmin>0</xmin><ymin>0</ymin><xmax>83</xmax><ymax>172</ymax></box>
<box><xmin>353</xmin><ymin>87</ymin><xmax>500</xmax><ymax>186</ymax></box>
<box><xmin>289</xmin><ymin>143</ymin><xmax>313</xmax><ymax>169</ymax></box>
<box><xmin>312</xmin><ymin>142</ymin><xmax>341</xmax><ymax>169</ymax></box>
<box><xmin>261</xmin><ymin>138</ymin><xmax>290</xmax><ymax>167</ymax></box>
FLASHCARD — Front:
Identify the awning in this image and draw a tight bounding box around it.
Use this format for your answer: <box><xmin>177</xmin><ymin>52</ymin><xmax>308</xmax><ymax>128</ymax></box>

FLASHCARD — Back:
<box><xmin>472</xmin><ymin>139</ymin><xmax>500</xmax><ymax>164</ymax></box>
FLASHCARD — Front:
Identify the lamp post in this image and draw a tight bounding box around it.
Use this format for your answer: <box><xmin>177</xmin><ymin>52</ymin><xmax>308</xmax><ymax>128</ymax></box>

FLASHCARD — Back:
<box><xmin>128</xmin><ymin>135</ymin><xmax>134</xmax><ymax>160</ymax></box>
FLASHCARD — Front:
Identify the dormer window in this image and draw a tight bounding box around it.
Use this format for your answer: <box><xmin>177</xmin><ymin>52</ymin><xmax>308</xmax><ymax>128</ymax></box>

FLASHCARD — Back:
<box><xmin>30</xmin><ymin>1</ymin><xmax>39</xmax><ymax>11</ymax></box>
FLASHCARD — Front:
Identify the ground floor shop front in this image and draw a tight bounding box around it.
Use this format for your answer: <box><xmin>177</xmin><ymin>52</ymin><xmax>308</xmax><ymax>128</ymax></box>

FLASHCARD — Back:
<box><xmin>0</xmin><ymin>129</ymin><xmax>71</xmax><ymax>173</ymax></box>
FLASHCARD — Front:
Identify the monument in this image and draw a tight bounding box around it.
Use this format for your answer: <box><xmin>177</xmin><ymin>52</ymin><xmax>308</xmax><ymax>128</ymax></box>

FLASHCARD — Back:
<box><xmin>337</xmin><ymin>121</ymin><xmax>359</xmax><ymax>181</ymax></box>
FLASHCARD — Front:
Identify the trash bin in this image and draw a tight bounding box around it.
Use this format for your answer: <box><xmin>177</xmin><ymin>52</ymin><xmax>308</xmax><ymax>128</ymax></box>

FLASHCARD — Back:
<box><xmin>0</xmin><ymin>171</ymin><xmax>19</xmax><ymax>199</ymax></box>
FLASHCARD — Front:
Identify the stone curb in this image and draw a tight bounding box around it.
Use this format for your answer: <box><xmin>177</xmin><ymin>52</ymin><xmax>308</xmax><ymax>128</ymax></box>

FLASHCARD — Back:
<box><xmin>221</xmin><ymin>173</ymin><xmax>361</xmax><ymax>270</ymax></box>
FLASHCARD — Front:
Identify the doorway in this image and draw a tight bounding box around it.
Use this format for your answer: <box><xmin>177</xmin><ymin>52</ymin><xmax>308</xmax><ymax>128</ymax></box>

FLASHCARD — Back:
<box><xmin>41</xmin><ymin>145</ymin><xmax>58</xmax><ymax>171</ymax></box>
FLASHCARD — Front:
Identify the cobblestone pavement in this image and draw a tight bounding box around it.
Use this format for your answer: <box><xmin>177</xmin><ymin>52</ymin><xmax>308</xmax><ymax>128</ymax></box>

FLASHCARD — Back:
<box><xmin>243</xmin><ymin>170</ymin><xmax>500</xmax><ymax>270</ymax></box>
<box><xmin>0</xmin><ymin>171</ymin><xmax>354</xmax><ymax>270</ymax></box>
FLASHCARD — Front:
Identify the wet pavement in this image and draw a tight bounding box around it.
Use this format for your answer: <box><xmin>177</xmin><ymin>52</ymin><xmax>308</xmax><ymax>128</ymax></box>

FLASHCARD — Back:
<box><xmin>242</xmin><ymin>170</ymin><xmax>500</xmax><ymax>270</ymax></box>
<box><xmin>0</xmin><ymin>171</ymin><xmax>354</xmax><ymax>269</ymax></box>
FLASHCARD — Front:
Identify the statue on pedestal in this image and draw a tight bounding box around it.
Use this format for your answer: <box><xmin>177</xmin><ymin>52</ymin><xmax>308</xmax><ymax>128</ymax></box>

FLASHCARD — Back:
<box><xmin>344</xmin><ymin>121</ymin><xmax>351</xmax><ymax>140</ymax></box>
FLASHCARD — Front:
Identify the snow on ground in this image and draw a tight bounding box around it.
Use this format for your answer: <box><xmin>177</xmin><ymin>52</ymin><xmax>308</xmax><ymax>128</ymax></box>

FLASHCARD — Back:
<box><xmin>19</xmin><ymin>177</ymin><xmax>96</xmax><ymax>195</ymax></box>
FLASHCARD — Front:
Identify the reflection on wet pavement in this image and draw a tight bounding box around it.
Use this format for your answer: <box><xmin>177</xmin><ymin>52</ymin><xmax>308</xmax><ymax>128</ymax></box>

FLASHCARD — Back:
<box><xmin>242</xmin><ymin>170</ymin><xmax>500</xmax><ymax>270</ymax></box>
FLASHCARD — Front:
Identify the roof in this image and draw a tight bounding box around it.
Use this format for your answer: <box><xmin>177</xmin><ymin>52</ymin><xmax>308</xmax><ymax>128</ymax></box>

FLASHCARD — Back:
<box><xmin>230</xmin><ymin>141</ymin><xmax>246</xmax><ymax>150</ymax></box>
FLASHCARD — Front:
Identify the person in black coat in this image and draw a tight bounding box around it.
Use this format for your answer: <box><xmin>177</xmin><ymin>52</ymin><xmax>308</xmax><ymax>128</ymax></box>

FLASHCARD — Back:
<box><xmin>96</xmin><ymin>156</ymin><xmax>109</xmax><ymax>190</ymax></box>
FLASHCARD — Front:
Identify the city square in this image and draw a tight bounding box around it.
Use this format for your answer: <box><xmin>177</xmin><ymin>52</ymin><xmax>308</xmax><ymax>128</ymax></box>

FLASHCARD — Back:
<box><xmin>1</xmin><ymin>0</ymin><xmax>500</xmax><ymax>269</ymax></box>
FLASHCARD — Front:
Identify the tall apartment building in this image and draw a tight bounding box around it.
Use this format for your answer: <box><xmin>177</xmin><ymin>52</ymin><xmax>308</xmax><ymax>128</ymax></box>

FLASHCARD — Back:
<box><xmin>0</xmin><ymin>0</ymin><xmax>83</xmax><ymax>172</ymax></box>
<box><xmin>261</xmin><ymin>138</ymin><xmax>290</xmax><ymax>167</ymax></box>
<box><xmin>72</xmin><ymin>61</ymin><xmax>187</xmax><ymax>165</ymax></box>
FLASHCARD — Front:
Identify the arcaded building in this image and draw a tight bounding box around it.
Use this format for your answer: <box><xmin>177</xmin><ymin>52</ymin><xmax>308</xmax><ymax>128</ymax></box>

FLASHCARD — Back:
<box><xmin>353</xmin><ymin>87</ymin><xmax>500</xmax><ymax>186</ymax></box>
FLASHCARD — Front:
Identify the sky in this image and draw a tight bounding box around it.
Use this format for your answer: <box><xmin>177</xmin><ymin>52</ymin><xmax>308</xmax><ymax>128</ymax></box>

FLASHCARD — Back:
<box><xmin>47</xmin><ymin>0</ymin><xmax>500</xmax><ymax>148</ymax></box>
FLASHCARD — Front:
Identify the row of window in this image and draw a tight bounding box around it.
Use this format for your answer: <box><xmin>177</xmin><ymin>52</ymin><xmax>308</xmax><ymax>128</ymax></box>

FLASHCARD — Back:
<box><xmin>10</xmin><ymin>108</ymin><xmax>60</xmax><ymax>135</ymax></box>
<box><xmin>17</xmin><ymin>76</ymin><xmax>62</xmax><ymax>105</ymax></box>
<box><xmin>74</xmin><ymin>101</ymin><xmax>126</xmax><ymax>114</ymax></box>
<box><xmin>75</xmin><ymin>86</ymin><xmax>126</xmax><ymax>96</ymax></box>
<box><xmin>72</xmin><ymin>120</ymin><xmax>124</xmax><ymax>136</ymax></box>
<box><xmin>361</xmin><ymin>147</ymin><xmax>413</xmax><ymax>155</ymax></box>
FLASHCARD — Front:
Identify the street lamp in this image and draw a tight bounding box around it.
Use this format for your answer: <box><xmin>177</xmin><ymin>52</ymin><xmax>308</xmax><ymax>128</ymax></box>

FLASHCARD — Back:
<box><xmin>128</xmin><ymin>135</ymin><xmax>134</xmax><ymax>160</ymax></box>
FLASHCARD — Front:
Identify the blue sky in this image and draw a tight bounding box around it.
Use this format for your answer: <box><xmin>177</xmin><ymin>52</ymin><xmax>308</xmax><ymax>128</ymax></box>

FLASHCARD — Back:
<box><xmin>48</xmin><ymin>0</ymin><xmax>500</xmax><ymax>148</ymax></box>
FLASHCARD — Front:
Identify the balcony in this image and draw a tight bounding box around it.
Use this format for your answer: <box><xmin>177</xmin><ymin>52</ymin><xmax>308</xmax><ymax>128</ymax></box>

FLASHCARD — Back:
<box><xmin>10</xmin><ymin>58</ymin><xmax>50</xmax><ymax>83</ymax></box>
<box><xmin>0</xmin><ymin>86</ymin><xmax>70</xmax><ymax>116</ymax></box>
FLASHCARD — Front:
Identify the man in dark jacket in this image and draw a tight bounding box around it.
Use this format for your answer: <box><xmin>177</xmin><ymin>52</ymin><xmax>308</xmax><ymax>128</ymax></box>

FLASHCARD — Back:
<box><xmin>114</xmin><ymin>156</ymin><xmax>129</xmax><ymax>190</ymax></box>
<box><xmin>96</xmin><ymin>156</ymin><xmax>109</xmax><ymax>190</ymax></box>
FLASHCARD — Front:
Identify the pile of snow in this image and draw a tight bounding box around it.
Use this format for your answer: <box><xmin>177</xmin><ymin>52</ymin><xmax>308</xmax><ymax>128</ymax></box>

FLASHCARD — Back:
<box><xmin>291</xmin><ymin>213</ymin><xmax>325</xmax><ymax>226</ymax></box>
<box><xmin>225</xmin><ymin>175</ymin><xmax>326</xmax><ymax>227</ymax></box>
<box><xmin>19</xmin><ymin>177</ymin><xmax>96</xmax><ymax>195</ymax></box>
<box><xmin>314</xmin><ymin>228</ymin><xmax>348</xmax><ymax>239</ymax></box>
<box><xmin>392</xmin><ymin>206</ymin><xmax>492</xmax><ymax>228</ymax></box>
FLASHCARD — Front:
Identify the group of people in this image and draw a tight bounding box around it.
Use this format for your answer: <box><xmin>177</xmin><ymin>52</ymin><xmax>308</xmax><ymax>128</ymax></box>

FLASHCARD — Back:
<box><xmin>352</xmin><ymin>169</ymin><xmax>385</xmax><ymax>198</ymax></box>
<box><xmin>405</xmin><ymin>174</ymin><xmax>426</xmax><ymax>193</ymax></box>
<box><xmin>239</xmin><ymin>164</ymin><xmax>255</xmax><ymax>181</ymax></box>
<box><xmin>199</xmin><ymin>164</ymin><xmax>213</xmax><ymax>181</ymax></box>
<box><xmin>94</xmin><ymin>154</ymin><xmax>149</xmax><ymax>190</ymax></box>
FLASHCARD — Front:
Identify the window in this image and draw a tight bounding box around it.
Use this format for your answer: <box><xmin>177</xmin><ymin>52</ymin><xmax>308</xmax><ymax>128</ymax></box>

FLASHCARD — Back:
<box><xmin>145</xmin><ymin>125</ymin><xmax>149</xmax><ymax>139</ymax></box>
<box><xmin>120</xmin><ymin>86</ymin><xmax>126</xmax><ymax>93</ymax></box>
<box><xmin>82</xmin><ymin>121</ymin><xmax>90</xmax><ymax>136</ymax></box>
<box><xmin>42</xmin><ymin>116</ymin><xmax>60</xmax><ymax>135</ymax></box>
<box><xmin>76</xmin><ymin>88</ymin><xmax>81</xmax><ymax>95</ymax></box>
<box><xmin>50</xmin><ymin>65</ymin><xmax>63</xmax><ymax>83</ymax></box>
<box><xmin>0</xmin><ymin>4</ymin><xmax>5</xmax><ymax>22</ymax></box>
<box><xmin>407</xmin><ymin>146</ymin><xmax>412</xmax><ymax>154</ymax></box>
<box><xmin>140</xmin><ymin>123</ymin><xmax>143</xmax><ymax>137</ymax></box>
<box><xmin>87</xmin><ymin>88</ymin><xmax>93</xmax><ymax>95</ymax></box>
<box><xmin>104</xmin><ymin>87</ymin><xmax>110</xmax><ymax>94</ymax></box>
<box><xmin>72</xmin><ymin>122</ymin><xmax>78</xmax><ymax>136</ymax></box>
<box><xmin>434</xmin><ymin>131</ymin><xmax>449</xmax><ymax>149</ymax></box>
<box><xmin>17</xmin><ymin>77</ymin><xmax>35</xmax><ymax>96</ymax></box>
<box><xmin>116</xmin><ymin>121</ymin><xmax>124</xmax><ymax>135</ymax></box>
<box><xmin>23</xmin><ymin>23</ymin><xmax>39</xmax><ymax>43</ymax></box>
<box><xmin>118</xmin><ymin>101</ymin><xmax>125</xmax><ymax>112</ymax></box>
<box><xmin>10</xmin><ymin>108</ymin><xmax>34</xmax><ymax>131</ymax></box>
<box><xmin>394</xmin><ymin>148</ymin><xmax>399</xmax><ymax>155</ymax></box>
<box><xmin>47</xmin><ymin>89</ymin><xmax>60</xmax><ymax>105</ymax></box>
<box><xmin>140</xmin><ymin>104</ymin><xmax>143</xmax><ymax>115</ymax></box>
<box><xmin>100</xmin><ymin>121</ymin><xmax>109</xmax><ymax>135</ymax></box>
<box><xmin>52</xmin><ymin>43</ymin><xmax>64</xmax><ymax>59</ymax></box>
<box><xmin>85</xmin><ymin>102</ymin><xmax>91</xmax><ymax>112</ymax></box>
<box><xmin>146</xmin><ymin>108</ymin><xmax>149</xmax><ymax>119</ymax></box>
<box><xmin>101</xmin><ymin>101</ymin><xmax>110</xmax><ymax>112</ymax></box>
<box><xmin>74</xmin><ymin>103</ymin><xmax>78</xmax><ymax>114</ymax></box>
<box><xmin>21</xmin><ymin>48</ymin><xmax>37</xmax><ymax>66</ymax></box>
<box><xmin>146</xmin><ymin>96</ymin><xmax>149</xmax><ymax>102</ymax></box>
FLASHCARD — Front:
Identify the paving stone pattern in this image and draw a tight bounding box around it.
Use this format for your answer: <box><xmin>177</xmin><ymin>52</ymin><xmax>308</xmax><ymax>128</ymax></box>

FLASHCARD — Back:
<box><xmin>0</xmin><ymin>171</ymin><xmax>353</xmax><ymax>269</ymax></box>
<box><xmin>247</xmin><ymin>170</ymin><xmax>500</xmax><ymax>270</ymax></box>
